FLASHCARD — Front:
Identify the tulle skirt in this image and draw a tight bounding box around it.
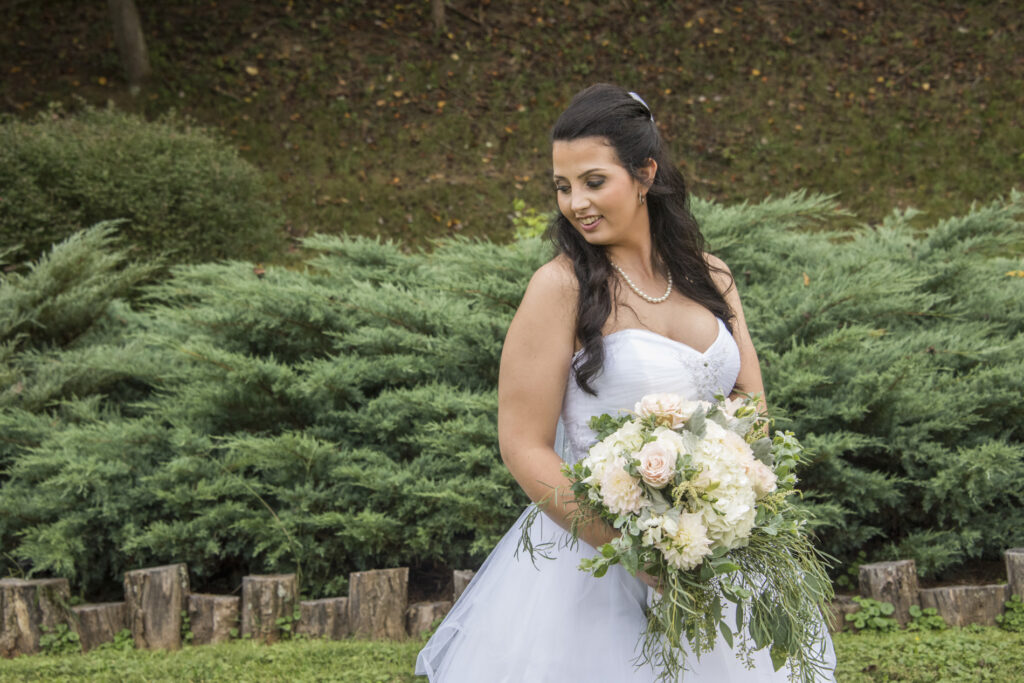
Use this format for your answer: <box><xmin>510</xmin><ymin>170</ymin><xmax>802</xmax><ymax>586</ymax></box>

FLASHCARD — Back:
<box><xmin>415</xmin><ymin>508</ymin><xmax>837</xmax><ymax>682</ymax></box>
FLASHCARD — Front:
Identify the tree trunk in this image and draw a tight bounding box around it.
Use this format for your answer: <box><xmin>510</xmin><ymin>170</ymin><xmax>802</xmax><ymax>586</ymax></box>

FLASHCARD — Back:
<box><xmin>406</xmin><ymin>600</ymin><xmax>452</xmax><ymax>638</ymax></box>
<box><xmin>187</xmin><ymin>594</ymin><xmax>239</xmax><ymax>645</ymax></box>
<box><xmin>348</xmin><ymin>568</ymin><xmax>408</xmax><ymax>640</ymax></box>
<box><xmin>123</xmin><ymin>563</ymin><xmax>190</xmax><ymax>650</ymax></box>
<box><xmin>1007</xmin><ymin>548</ymin><xmax>1024</xmax><ymax>598</ymax></box>
<box><xmin>859</xmin><ymin>559</ymin><xmax>919</xmax><ymax>627</ymax></box>
<box><xmin>241</xmin><ymin>574</ymin><xmax>298</xmax><ymax>643</ymax></box>
<box><xmin>919</xmin><ymin>584</ymin><xmax>1010</xmax><ymax>627</ymax></box>
<box><xmin>71</xmin><ymin>602</ymin><xmax>127</xmax><ymax>652</ymax></box>
<box><xmin>0</xmin><ymin>578</ymin><xmax>70</xmax><ymax>657</ymax></box>
<box><xmin>107</xmin><ymin>0</ymin><xmax>151</xmax><ymax>88</ymax></box>
<box><xmin>297</xmin><ymin>597</ymin><xmax>349</xmax><ymax>639</ymax></box>
<box><xmin>432</xmin><ymin>0</ymin><xmax>445</xmax><ymax>31</ymax></box>
<box><xmin>452</xmin><ymin>569</ymin><xmax>475</xmax><ymax>602</ymax></box>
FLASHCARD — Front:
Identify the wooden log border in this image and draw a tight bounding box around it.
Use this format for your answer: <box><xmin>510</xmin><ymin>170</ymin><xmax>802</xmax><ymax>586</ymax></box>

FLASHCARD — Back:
<box><xmin>4</xmin><ymin>548</ymin><xmax>1023</xmax><ymax>655</ymax></box>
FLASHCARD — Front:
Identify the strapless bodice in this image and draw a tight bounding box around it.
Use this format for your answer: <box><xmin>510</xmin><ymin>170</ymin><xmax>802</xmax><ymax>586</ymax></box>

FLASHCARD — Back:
<box><xmin>559</xmin><ymin>318</ymin><xmax>741</xmax><ymax>463</ymax></box>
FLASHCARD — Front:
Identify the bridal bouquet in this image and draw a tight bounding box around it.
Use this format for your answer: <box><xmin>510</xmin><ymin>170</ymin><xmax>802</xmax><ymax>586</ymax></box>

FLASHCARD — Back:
<box><xmin>520</xmin><ymin>393</ymin><xmax>833</xmax><ymax>682</ymax></box>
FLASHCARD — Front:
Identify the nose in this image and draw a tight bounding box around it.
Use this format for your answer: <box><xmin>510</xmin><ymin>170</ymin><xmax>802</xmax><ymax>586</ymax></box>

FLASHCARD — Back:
<box><xmin>570</xmin><ymin>188</ymin><xmax>591</xmax><ymax>214</ymax></box>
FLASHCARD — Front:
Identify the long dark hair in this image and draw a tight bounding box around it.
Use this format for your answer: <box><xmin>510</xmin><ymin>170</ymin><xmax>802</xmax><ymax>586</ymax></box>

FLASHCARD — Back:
<box><xmin>549</xmin><ymin>83</ymin><xmax>734</xmax><ymax>395</ymax></box>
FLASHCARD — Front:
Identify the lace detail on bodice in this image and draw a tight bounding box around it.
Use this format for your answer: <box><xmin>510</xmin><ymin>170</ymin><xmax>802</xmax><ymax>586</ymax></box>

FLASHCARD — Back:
<box><xmin>559</xmin><ymin>318</ymin><xmax>742</xmax><ymax>464</ymax></box>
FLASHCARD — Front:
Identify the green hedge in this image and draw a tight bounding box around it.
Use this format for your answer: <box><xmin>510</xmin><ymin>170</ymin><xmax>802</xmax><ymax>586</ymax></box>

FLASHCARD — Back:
<box><xmin>1</xmin><ymin>192</ymin><xmax>1022</xmax><ymax>600</ymax></box>
<box><xmin>0</xmin><ymin>106</ymin><xmax>282</xmax><ymax>265</ymax></box>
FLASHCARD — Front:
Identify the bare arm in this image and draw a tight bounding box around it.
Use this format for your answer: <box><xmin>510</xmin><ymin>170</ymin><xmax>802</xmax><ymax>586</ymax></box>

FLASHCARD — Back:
<box><xmin>707</xmin><ymin>254</ymin><xmax>767</xmax><ymax>413</ymax></box>
<box><xmin>497</xmin><ymin>257</ymin><xmax>617</xmax><ymax>551</ymax></box>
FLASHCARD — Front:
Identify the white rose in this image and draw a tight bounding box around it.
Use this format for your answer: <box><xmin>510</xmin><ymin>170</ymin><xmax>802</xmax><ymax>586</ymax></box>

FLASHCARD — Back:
<box><xmin>637</xmin><ymin>442</ymin><xmax>677</xmax><ymax>488</ymax></box>
<box><xmin>634</xmin><ymin>393</ymin><xmax>704</xmax><ymax>429</ymax></box>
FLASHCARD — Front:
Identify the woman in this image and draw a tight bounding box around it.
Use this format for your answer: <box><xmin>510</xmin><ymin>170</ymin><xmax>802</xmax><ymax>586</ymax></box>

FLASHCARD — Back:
<box><xmin>416</xmin><ymin>84</ymin><xmax>836</xmax><ymax>681</ymax></box>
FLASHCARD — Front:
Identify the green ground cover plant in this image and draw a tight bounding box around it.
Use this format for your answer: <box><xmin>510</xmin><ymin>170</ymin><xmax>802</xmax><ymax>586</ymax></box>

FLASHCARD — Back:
<box><xmin>1</xmin><ymin>2</ymin><xmax>1021</xmax><ymax>250</ymax></box>
<box><xmin>0</xmin><ymin>629</ymin><xmax>1022</xmax><ymax>682</ymax></box>
<box><xmin>1</xmin><ymin>192</ymin><xmax>1021</xmax><ymax>601</ymax></box>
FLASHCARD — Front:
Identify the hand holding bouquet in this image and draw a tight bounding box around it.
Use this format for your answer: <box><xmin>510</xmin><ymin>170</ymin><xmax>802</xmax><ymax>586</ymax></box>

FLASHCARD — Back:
<box><xmin>520</xmin><ymin>393</ymin><xmax>833</xmax><ymax>682</ymax></box>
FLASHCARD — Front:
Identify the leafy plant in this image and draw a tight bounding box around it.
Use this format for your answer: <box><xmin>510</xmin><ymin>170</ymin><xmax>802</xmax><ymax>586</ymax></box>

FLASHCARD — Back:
<box><xmin>94</xmin><ymin>628</ymin><xmax>135</xmax><ymax>652</ymax></box>
<box><xmin>906</xmin><ymin>604</ymin><xmax>947</xmax><ymax>631</ymax></box>
<box><xmin>996</xmin><ymin>593</ymin><xmax>1024</xmax><ymax>633</ymax></box>
<box><xmin>275</xmin><ymin>605</ymin><xmax>304</xmax><ymax>641</ymax></box>
<box><xmin>180</xmin><ymin>609</ymin><xmax>194</xmax><ymax>645</ymax></box>
<box><xmin>845</xmin><ymin>596</ymin><xmax>899</xmax><ymax>632</ymax></box>
<box><xmin>38</xmin><ymin>623</ymin><xmax>80</xmax><ymax>655</ymax></box>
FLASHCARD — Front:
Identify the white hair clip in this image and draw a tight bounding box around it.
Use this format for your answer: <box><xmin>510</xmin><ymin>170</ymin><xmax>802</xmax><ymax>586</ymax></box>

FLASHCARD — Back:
<box><xmin>628</xmin><ymin>91</ymin><xmax>655</xmax><ymax>123</ymax></box>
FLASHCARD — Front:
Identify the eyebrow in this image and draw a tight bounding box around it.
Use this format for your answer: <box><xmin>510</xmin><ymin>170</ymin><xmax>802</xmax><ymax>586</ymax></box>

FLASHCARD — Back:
<box><xmin>552</xmin><ymin>168</ymin><xmax>606</xmax><ymax>181</ymax></box>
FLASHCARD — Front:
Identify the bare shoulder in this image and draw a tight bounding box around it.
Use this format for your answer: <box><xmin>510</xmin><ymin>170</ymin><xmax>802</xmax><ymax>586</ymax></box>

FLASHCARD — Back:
<box><xmin>506</xmin><ymin>254</ymin><xmax>576</xmax><ymax>327</ymax></box>
<box><xmin>531</xmin><ymin>253</ymin><xmax>578</xmax><ymax>292</ymax></box>
<box><xmin>703</xmin><ymin>252</ymin><xmax>735</xmax><ymax>296</ymax></box>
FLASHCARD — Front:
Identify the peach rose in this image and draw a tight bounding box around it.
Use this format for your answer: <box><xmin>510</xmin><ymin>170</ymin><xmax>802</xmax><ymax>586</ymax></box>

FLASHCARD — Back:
<box><xmin>634</xmin><ymin>393</ymin><xmax>703</xmax><ymax>429</ymax></box>
<box><xmin>637</xmin><ymin>442</ymin><xmax>677</xmax><ymax>488</ymax></box>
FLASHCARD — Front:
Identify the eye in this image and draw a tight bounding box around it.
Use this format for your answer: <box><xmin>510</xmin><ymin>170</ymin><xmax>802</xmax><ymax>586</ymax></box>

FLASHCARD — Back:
<box><xmin>586</xmin><ymin>178</ymin><xmax>605</xmax><ymax>189</ymax></box>
<box><xmin>554</xmin><ymin>184</ymin><xmax>570</xmax><ymax>194</ymax></box>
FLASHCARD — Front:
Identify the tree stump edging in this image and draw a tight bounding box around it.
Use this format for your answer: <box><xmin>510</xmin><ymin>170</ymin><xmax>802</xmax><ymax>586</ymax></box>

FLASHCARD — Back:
<box><xmin>452</xmin><ymin>569</ymin><xmax>475</xmax><ymax>603</ymax></box>
<box><xmin>241</xmin><ymin>574</ymin><xmax>298</xmax><ymax>644</ymax></box>
<box><xmin>406</xmin><ymin>600</ymin><xmax>452</xmax><ymax>638</ymax></box>
<box><xmin>919</xmin><ymin>584</ymin><xmax>1010</xmax><ymax>627</ymax></box>
<box><xmin>297</xmin><ymin>597</ymin><xmax>350</xmax><ymax>640</ymax></box>
<box><xmin>123</xmin><ymin>563</ymin><xmax>190</xmax><ymax>651</ymax></box>
<box><xmin>187</xmin><ymin>594</ymin><xmax>240</xmax><ymax>645</ymax></box>
<box><xmin>70</xmin><ymin>602</ymin><xmax>128</xmax><ymax>653</ymax></box>
<box><xmin>0</xmin><ymin>578</ymin><xmax>71</xmax><ymax>658</ymax></box>
<box><xmin>348</xmin><ymin>568</ymin><xmax>408</xmax><ymax>640</ymax></box>
<box><xmin>1006</xmin><ymin>548</ymin><xmax>1024</xmax><ymax>599</ymax></box>
<box><xmin>859</xmin><ymin>560</ymin><xmax>919</xmax><ymax>627</ymax></box>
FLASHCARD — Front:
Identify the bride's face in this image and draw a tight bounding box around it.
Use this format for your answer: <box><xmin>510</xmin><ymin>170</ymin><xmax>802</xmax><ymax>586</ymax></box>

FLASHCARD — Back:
<box><xmin>552</xmin><ymin>137</ymin><xmax>650</xmax><ymax>247</ymax></box>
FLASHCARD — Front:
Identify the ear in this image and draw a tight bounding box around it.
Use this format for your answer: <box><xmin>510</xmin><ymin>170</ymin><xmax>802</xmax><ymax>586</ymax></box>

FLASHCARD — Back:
<box><xmin>636</xmin><ymin>158</ymin><xmax>658</xmax><ymax>189</ymax></box>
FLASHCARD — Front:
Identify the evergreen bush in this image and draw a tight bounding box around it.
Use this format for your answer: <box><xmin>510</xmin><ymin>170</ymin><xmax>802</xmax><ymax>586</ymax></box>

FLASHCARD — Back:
<box><xmin>1</xmin><ymin>193</ymin><xmax>1021</xmax><ymax>600</ymax></box>
<box><xmin>0</xmin><ymin>105</ymin><xmax>283</xmax><ymax>265</ymax></box>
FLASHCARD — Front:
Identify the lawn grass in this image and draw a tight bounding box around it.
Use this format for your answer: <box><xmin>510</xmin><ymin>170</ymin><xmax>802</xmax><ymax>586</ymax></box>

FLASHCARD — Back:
<box><xmin>2</xmin><ymin>2</ymin><xmax>1021</xmax><ymax>256</ymax></box>
<box><xmin>2</xmin><ymin>629</ymin><xmax>1023</xmax><ymax>682</ymax></box>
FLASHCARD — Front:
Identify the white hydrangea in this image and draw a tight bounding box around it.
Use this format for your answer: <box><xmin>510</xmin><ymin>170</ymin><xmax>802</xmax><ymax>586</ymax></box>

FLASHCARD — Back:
<box><xmin>691</xmin><ymin>421</ymin><xmax>759</xmax><ymax>549</ymax></box>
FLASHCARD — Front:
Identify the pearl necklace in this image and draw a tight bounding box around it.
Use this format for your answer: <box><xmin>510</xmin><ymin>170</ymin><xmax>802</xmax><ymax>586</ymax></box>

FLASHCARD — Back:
<box><xmin>609</xmin><ymin>261</ymin><xmax>673</xmax><ymax>304</ymax></box>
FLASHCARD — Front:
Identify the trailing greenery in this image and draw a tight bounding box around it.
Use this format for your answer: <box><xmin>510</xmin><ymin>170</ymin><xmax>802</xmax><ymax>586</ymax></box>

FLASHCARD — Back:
<box><xmin>0</xmin><ymin>105</ymin><xmax>283</xmax><ymax>265</ymax></box>
<box><xmin>1</xmin><ymin>629</ymin><xmax>1023</xmax><ymax>682</ymax></box>
<box><xmin>1</xmin><ymin>192</ymin><xmax>1022</xmax><ymax>601</ymax></box>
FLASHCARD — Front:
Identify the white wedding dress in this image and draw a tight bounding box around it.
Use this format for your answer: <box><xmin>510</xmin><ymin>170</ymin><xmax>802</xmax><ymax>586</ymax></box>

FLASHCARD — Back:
<box><xmin>416</xmin><ymin>320</ymin><xmax>836</xmax><ymax>682</ymax></box>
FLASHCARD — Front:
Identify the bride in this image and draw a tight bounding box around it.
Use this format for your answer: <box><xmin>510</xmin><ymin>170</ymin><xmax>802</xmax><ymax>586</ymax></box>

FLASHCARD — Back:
<box><xmin>416</xmin><ymin>84</ymin><xmax>836</xmax><ymax>681</ymax></box>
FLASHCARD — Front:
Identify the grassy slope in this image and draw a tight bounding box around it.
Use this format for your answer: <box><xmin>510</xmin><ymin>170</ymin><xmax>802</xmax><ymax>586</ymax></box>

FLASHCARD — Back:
<box><xmin>1</xmin><ymin>1</ymin><xmax>1022</xmax><ymax>256</ymax></box>
<box><xmin>1</xmin><ymin>630</ymin><xmax>1023</xmax><ymax>682</ymax></box>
